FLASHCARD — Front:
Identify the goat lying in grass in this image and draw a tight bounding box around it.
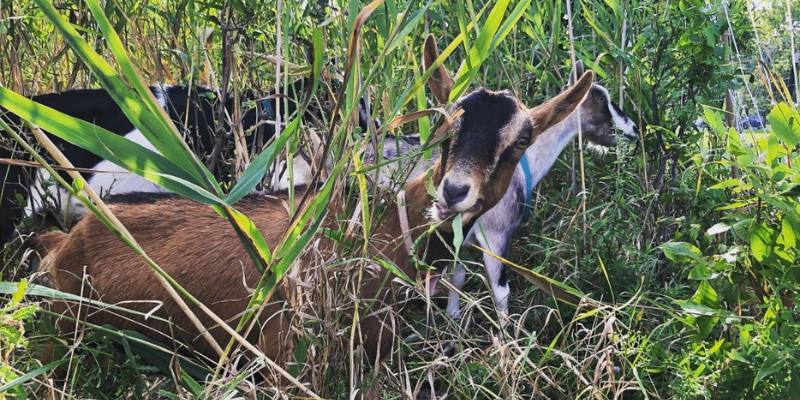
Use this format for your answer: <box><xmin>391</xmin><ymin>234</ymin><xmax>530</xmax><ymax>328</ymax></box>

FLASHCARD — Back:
<box><xmin>34</xmin><ymin>36</ymin><xmax>594</xmax><ymax>387</ymax></box>
<box><xmin>373</xmin><ymin>61</ymin><xmax>638</xmax><ymax>319</ymax></box>
<box><xmin>0</xmin><ymin>81</ymin><xmax>375</xmax><ymax>246</ymax></box>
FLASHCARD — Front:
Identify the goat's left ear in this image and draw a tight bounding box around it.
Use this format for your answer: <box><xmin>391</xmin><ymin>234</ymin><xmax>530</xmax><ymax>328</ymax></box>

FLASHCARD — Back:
<box><xmin>530</xmin><ymin>71</ymin><xmax>593</xmax><ymax>136</ymax></box>
<box><xmin>423</xmin><ymin>35</ymin><xmax>454</xmax><ymax>104</ymax></box>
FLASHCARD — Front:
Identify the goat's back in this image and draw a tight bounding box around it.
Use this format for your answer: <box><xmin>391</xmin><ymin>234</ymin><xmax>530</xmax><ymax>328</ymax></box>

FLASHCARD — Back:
<box><xmin>40</xmin><ymin>193</ymin><xmax>293</xmax><ymax>368</ymax></box>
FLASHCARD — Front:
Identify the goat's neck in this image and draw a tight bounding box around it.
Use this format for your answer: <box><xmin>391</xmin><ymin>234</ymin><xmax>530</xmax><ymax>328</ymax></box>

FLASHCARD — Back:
<box><xmin>523</xmin><ymin>110</ymin><xmax>582</xmax><ymax>187</ymax></box>
<box><xmin>400</xmin><ymin>168</ymin><xmax>439</xmax><ymax>234</ymax></box>
<box><xmin>375</xmin><ymin>162</ymin><xmax>450</xmax><ymax>276</ymax></box>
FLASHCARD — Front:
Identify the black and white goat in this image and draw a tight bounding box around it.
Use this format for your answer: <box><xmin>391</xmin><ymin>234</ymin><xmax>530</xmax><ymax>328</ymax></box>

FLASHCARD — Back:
<box><xmin>375</xmin><ymin>61</ymin><xmax>638</xmax><ymax>318</ymax></box>
<box><xmin>447</xmin><ymin>63</ymin><xmax>638</xmax><ymax>318</ymax></box>
<box><xmin>0</xmin><ymin>83</ymin><xmax>374</xmax><ymax>245</ymax></box>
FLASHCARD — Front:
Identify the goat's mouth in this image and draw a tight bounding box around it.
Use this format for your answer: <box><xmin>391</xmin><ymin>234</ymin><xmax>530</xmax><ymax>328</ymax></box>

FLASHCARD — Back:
<box><xmin>430</xmin><ymin>200</ymin><xmax>483</xmax><ymax>225</ymax></box>
<box><xmin>621</xmin><ymin>128</ymin><xmax>640</xmax><ymax>142</ymax></box>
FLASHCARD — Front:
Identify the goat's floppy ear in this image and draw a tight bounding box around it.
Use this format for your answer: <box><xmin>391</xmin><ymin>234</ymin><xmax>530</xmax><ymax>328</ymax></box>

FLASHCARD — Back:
<box><xmin>423</xmin><ymin>35</ymin><xmax>454</xmax><ymax>104</ymax></box>
<box><xmin>530</xmin><ymin>71</ymin><xmax>594</xmax><ymax>136</ymax></box>
<box><xmin>569</xmin><ymin>60</ymin><xmax>585</xmax><ymax>85</ymax></box>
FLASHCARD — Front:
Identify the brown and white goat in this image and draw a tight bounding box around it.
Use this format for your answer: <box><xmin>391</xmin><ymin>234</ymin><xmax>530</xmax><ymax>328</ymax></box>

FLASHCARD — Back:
<box><xmin>35</xmin><ymin>36</ymin><xmax>594</xmax><ymax>384</ymax></box>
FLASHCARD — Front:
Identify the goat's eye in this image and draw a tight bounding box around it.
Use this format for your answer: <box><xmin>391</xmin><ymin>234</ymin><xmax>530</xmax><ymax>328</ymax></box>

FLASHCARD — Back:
<box><xmin>515</xmin><ymin>137</ymin><xmax>529</xmax><ymax>149</ymax></box>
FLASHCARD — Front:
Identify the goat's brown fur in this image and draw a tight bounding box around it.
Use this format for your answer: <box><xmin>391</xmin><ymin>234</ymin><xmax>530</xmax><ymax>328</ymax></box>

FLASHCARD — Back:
<box><xmin>37</xmin><ymin>36</ymin><xmax>594</xmax><ymax>385</ymax></box>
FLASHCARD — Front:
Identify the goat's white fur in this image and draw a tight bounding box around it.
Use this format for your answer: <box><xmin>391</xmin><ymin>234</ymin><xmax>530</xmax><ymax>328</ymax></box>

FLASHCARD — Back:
<box><xmin>24</xmin><ymin>80</ymin><xmax>311</xmax><ymax>220</ymax></box>
<box><xmin>25</xmin><ymin>128</ymin><xmax>165</xmax><ymax>219</ymax></box>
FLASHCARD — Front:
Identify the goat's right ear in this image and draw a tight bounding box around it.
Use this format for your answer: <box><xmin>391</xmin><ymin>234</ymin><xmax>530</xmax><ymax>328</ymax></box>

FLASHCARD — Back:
<box><xmin>569</xmin><ymin>60</ymin><xmax>585</xmax><ymax>85</ymax></box>
<box><xmin>423</xmin><ymin>35</ymin><xmax>454</xmax><ymax>104</ymax></box>
<box><xmin>530</xmin><ymin>70</ymin><xmax>594</xmax><ymax>136</ymax></box>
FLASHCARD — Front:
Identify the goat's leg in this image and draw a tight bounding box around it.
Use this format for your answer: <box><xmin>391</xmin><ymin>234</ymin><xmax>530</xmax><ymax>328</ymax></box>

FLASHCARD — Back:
<box><xmin>485</xmin><ymin>254</ymin><xmax>510</xmax><ymax>317</ymax></box>
<box><xmin>474</xmin><ymin>232</ymin><xmax>511</xmax><ymax>319</ymax></box>
<box><xmin>446</xmin><ymin>262</ymin><xmax>467</xmax><ymax>319</ymax></box>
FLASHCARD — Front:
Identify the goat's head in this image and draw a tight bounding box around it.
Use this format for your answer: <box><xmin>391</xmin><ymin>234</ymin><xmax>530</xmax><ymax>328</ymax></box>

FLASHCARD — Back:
<box><xmin>567</xmin><ymin>61</ymin><xmax>639</xmax><ymax>147</ymax></box>
<box><xmin>422</xmin><ymin>35</ymin><xmax>594</xmax><ymax>224</ymax></box>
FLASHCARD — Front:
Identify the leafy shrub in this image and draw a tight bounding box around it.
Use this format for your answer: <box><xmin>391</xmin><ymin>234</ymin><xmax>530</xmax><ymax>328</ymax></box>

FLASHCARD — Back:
<box><xmin>661</xmin><ymin>102</ymin><xmax>800</xmax><ymax>398</ymax></box>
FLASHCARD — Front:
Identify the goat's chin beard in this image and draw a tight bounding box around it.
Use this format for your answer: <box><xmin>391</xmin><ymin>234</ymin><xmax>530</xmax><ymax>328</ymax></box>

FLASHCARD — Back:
<box><xmin>427</xmin><ymin>201</ymin><xmax>483</xmax><ymax>230</ymax></box>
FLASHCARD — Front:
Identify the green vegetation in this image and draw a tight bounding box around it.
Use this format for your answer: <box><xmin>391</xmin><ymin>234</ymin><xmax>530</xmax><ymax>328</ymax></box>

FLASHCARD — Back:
<box><xmin>1</xmin><ymin>0</ymin><xmax>798</xmax><ymax>398</ymax></box>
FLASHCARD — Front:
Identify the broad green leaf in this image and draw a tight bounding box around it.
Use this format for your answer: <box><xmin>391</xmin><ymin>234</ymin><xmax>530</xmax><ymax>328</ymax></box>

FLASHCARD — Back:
<box><xmin>221</xmin><ymin>205</ymin><xmax>273</xmax><ymax>273</ymax></box>
<box><xmin>352</xmin><ymin>149</ymin><xmax>371</xmax><ymax>245</ymax></box>
<box><xmin>716</xmin><ymin>201</ymin><xmax>750</xmax><ymax>211</ymax></box>
<box><xmin>660</xmin><ymin>241</ymin><xmax>702</xmax><ymax>263</ymax></box>
<box><xmin>374</xmin><ymin>257</ymin><xmax>415</xmax><ymax>285</ymax></box>
<box><xmin>677</xmin><ymin>281</ymin><xmax>721</xmax><ymax>339</ymax></box>
<box><xmin>688</xmin><ymin>263</ymin><xmax>714</xmax><ymax>280</ymax></box>
<box><xmin>310</xmin><ymin>28</ymin><xmax>324</xmax><ymax>104</ymax></box>
<box><xmin>780</xmin><ymin>216</ymin><xmax>797</xmax><ymax>250</ymax></box>
<box><xmin>582</xmin><ymin>3</ymin><xmax>615</xmax><ymax>46</ymax></box>
<box><xmin>35</xmin><ymin>0</ymin><xmax>217</xmax><ymax>189</ymax></box>
<box><xmin>490</xmin><ymin>0</ymin><xmax>532</xmax><ymax>55</ymax></box>
<box><xmin>676</xmin><ymin>301</ymin><xmax>720</xmax><ymax>317</ymax></box>
<box><xmin>11</xmin><ymin>304</ymin><xmax>38</xmax><ymax>321</ymax></box>
<box><xmin>384</xmin><ymin>2</ymin><xmax>431</xmax><ymax>54</ymax></box>
<box><xmin>754</xmin><ymin>354</ymin><xmax>785</xmax><ymax>388</ymax></box>
<box><xmin>708</xmin><ymin>338</ymin><xmax>726</xmax><ymax>355</ymax></box>
<box><xmin>750</xmin><ymin>223</ymin><xmax>775</xmax><ymax>262</ymax></box>
<box><xmin>709</xmin><ymin>178</ymin><xmax>744</xmax><ymax>190</ymax></box>
<box><xmin>726</xmin><ymin>123</ymin><xmax>755</xmax><ymax>165</ymax></box>
<box><xmin>768</xmin><ymin>102</ymin><xmax>800</xmax><ymax>146</ymax></box>
<box><xmin>703</xmin><ymin>106</ymin><xmax>725</xmax><ymax>135</ymax></box>
<box><xmin>8</xmin><ymin>279</ymin><xmax>27</xmax><ymax>308</ymax></box>
<box><xmin>691</xmin><ymin>281</ymin><xmax>719</xmax><ymax>308</ymax></box>
<box><xmin>604</xmin><ymin>0</ymin><xmax>622</xmax><ymax>17</ymax></box>
<box><xmin>452</xmin><ymin>213</ymin><xmax>463</xmax><ymax>258</ymax></box>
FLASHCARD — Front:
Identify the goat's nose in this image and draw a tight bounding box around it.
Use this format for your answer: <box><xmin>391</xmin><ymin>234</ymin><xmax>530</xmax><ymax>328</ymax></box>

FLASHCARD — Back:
<box><xmin>443</xmin><ymin>179</ymin><xmax>470</xmax><ymax>206</ymax></box>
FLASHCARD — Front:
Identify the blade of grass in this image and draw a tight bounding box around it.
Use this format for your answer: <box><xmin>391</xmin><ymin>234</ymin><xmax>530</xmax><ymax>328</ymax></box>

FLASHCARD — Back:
<box><xmin>225</xmin><ymin>117</ymin><xmax>301</xmax><ymax>204</ymax></box>
<box><xmin>449</xmin><ymin>0</ymin><xmax>512</xmax><ymax>101</ymax></box>
<box><xmin>33</xmin><ymin>0</ymin><xmax>217</xmax><ymax>189</ymax></box>
<box><xmin>0</xmin><ymin>87</ymin><xmax>221</xmax><ymax>204</ymax></box>
<box><xmin>30</xmin><ymin>0</ymin><xmax>275</xmax><ymax>300</ymax></box>
<box><xmin>0</xmin><ymin>359</ymin><xmax>68</xmax><ymax>393</ymax></box>
<box><xmin>471</xmin><ymin>244</ymin><xmax>593</xmax><ymax>306</ymax></box>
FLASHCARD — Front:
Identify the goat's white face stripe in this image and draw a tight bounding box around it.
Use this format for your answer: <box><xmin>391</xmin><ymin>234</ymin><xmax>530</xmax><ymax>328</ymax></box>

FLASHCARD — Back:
<box><xmin>594</xmin><ymin>84</ymin><xmax>638</xmax><ymax>138</ymax></box>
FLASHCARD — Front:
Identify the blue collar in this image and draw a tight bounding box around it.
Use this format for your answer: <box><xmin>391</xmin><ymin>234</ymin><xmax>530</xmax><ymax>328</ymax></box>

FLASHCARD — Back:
<box><xmin>519</xmin><ymin>156</ymin><xmax>534</xmax><ymax>220</ymax></box>
<box><xmin>259</xmin><ymin>99</ymin><xmax>274</xmax><ymax>121</ymax></box>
